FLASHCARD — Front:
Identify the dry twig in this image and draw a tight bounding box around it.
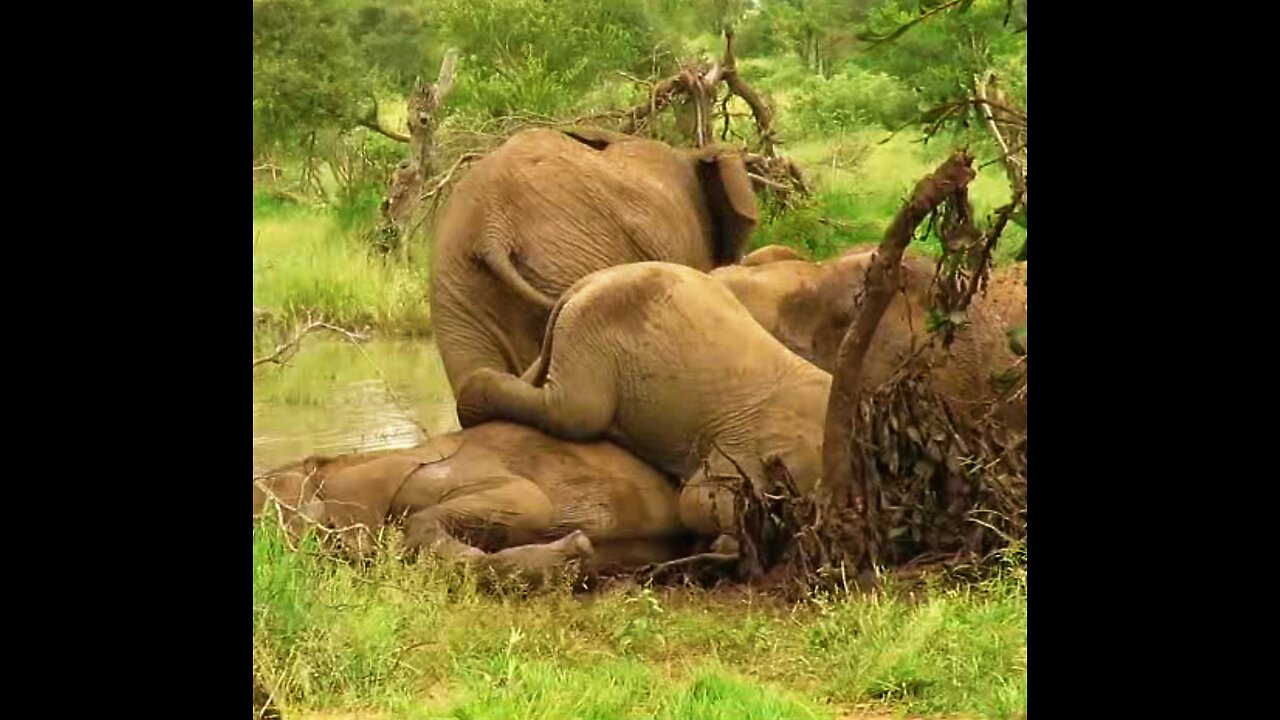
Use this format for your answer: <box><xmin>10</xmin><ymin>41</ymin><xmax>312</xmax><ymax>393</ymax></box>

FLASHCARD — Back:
<box><xmin>252</xmin><ymin>320</ymin><xmax>369</xmax><ymax>370</ymax></box>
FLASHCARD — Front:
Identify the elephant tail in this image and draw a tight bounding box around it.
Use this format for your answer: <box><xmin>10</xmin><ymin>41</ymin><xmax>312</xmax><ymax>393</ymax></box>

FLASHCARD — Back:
<box><xmin>475</xmin><ymin>239</ymin><xmax>558</xmax><ymax>312</ymax></box>
<box><xmin>523</xmin><ymin>286</ymin><xmax>574</xmax><ymax>387</ymax></box>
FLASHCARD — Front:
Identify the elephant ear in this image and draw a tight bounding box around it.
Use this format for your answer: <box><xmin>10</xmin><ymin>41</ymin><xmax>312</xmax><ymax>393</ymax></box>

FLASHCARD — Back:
<box><xmin>697</xmin><ymin>149</ymin><xmax>760</xmax><ymax>266</ymax></box>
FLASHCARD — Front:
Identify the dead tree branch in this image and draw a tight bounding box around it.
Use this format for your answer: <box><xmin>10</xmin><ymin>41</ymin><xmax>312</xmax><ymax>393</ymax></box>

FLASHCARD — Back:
<box><xmin>974</xmin><ymin>72</ymin><xmax>1026</xmax><ymax>209</ymax></box>
<box><xmin>402</xmin><ymin>152</ymin><xmax>482</xmax><ymax>239</ymax></box>
<box><xmin>376</xmin><ymin>48</ymin><xmax>462</xmax><ymax>258</ymax></box>
<box><xmin>252</xmin><ymin>320</ymin><xmax>369</xmax><ymax>370</ymax></box>
<box><xmin>817</xmin><ymin>151</ymin><xmax>977</xmax><ymax>575</ymax></box>
<box><xmin>639</xmin><ymin>551</ymin><xmax>741</xmax><ymax>581</ymax></box>
<box><xmin>720</xmin><ymin>28</ymin><xmax>778</xmax><ymax>158</ymax></box>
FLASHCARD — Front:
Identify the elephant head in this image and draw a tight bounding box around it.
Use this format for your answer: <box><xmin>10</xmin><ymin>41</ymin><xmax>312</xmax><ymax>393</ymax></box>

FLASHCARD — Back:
<box><xmin>712</xmin><ymin>247</ymin><xmax>1027</xmax><ymax>432</ymax></box>
<box><xmin>252</xmin><ymin>453</ymin><xmax>382</xmax><ymax>556</ymax></box>
<box><xmin>252</xmin><ymin>458</ymin><xmax>328</xmax><ymax>537</ymax></box>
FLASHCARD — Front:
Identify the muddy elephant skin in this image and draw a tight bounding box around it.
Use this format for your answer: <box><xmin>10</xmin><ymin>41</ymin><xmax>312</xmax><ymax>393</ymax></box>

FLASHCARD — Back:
<box><xmin>454</xmin><ymin>262</ymin><xmax>833</xmax><ymax>548</ymax></box>
<box><xmin>711</xmin><ymin>247</ymin><xmax>1027</xmax><ymax>432</ymax></box>
<box><xmin>252</xmin><ymin>421</ymin><xmax>693</xmax><ymax>581</ymax></box>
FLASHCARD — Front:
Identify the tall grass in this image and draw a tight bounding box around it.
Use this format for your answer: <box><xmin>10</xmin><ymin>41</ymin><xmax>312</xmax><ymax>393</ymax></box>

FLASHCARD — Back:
<box><xmin>253</xmin><ymin>518</ymin><xmax>1027</xmax><ymax>719</ymax></box>
<box><xmin>252</xmin><ymin>197</ymin><xmax>431</xmax><ymax>339</ymax></box>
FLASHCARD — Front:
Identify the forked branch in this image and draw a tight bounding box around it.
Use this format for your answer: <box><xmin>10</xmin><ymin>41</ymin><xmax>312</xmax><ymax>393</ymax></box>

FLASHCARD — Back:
<box><xmin>252</xmin><ymin>320</ymin><xmax>369</xmax><ymax>370</ymax></box>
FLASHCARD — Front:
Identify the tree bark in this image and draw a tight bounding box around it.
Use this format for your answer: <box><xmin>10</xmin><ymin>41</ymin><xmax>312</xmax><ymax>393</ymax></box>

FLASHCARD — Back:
<box><xmin>721</xmin><ymin>28</ymin><xmax>777</xmax><ymax>158</ymax></box>
<box><xmin>817</xmin><ymin>151</ymin><xmax>977</xmax><ymax>573</ymax></box>
<box><xmin>379</xmin><ymin>49</ymin><xmax>460</xmax><ymax>257</ymax></box>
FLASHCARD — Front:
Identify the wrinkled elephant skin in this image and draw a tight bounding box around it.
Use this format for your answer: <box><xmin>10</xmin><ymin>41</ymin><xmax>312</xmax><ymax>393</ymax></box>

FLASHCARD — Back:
<box><xmin>430</xmin><ymin>128</ymin><xmax>760</xmax><ymax>400</ymax></box>
<box><xmin>711</xmin><ymin>248</ymin><xmax>1027</xmax><ymax>432</ymax></box>
<box><xmin>453</xmin><ymin>262</ymin><xmax>832</xmax><ymax>555</ymax></box>
<box><xmin>252</xmin><ymin>421</ymin><xmax>692</xmax><ymax>583</ymax></box>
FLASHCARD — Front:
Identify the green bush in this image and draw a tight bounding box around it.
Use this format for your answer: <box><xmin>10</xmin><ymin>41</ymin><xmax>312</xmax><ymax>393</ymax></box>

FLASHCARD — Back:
<box><xmin>789</xmin><ymin>65</ymin><xmax>919</xmax><ymax>135</ymax></box>
<box><xmin>437</xmin><ymin>0</ymin><xmax>657</xmax><ymax>118</ymax></box>
<box><xmin>753</xmin><ymin>189</ymin><xmax>881</xmax><ymax>261</ymax></box>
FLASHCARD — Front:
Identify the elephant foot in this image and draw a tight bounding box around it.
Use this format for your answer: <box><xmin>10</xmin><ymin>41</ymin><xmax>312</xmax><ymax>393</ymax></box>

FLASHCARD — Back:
<box><xmin>553</xmin><ymin>529</ymin><xmax>596</xmax><ymax>559</ymax></box>
<box><xmin>455</xmin><ymin>368</ymin><xmax>506</xmax><ymax>428</ymax></box>
<box><xmin>476</xmin><ymin>530</ymin><xmax>596</xmax><ymax>586</ymax></box>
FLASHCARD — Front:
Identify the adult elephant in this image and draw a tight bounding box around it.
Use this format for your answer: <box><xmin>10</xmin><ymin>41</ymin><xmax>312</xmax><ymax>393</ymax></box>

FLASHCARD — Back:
<box><xmin>454</xmin><ymin>262</ymin><xmax>832</xmax><ymax>562</ymax></box>
<box><xmin>710</xmin><ymin>247</ymin><xmax>1027</xmax><ymax>431</ymax></box>
<box><xmin>430</xmin><ymin>127</ymin><xmax>760</xmax><ymax>396</ymax></box>
<box><xmin>252</xmin><ymin>421</ymin><xmax>692</xmax><ymax>583</ymax></box>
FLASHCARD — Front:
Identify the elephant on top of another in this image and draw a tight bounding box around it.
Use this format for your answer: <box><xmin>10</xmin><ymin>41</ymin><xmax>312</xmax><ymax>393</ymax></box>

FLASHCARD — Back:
<box><xmin>252</xmin><ymin>421</ymin><xmax>693</xmax><ymax>584</ymax></box>
<box><xmin>454</xmin><ymin>262</ymin><xmax>833</xmax><ymax>568</ymax></box>
<box><xmin>430</xmin><ymin>127</ymin><xmax>760</xmax><ymax>397</ymax></box>
<box><xmin>711</xmin><ymin>245</ymin><xmax>1027</xmax><ymax>432</ymax></box>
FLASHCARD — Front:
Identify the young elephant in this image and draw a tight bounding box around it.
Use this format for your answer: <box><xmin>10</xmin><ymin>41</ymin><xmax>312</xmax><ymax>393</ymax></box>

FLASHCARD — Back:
<box><xmin>430</xmin><ymin>127</ymin><xmax>760</xmax><ymax>397</ymax></box>
<box><xmin>252</xmin><ymin>421</ymin><xmax>692</xmax><ymax>583</ymax></box>
<box><xmin>711</xmin><ymin>247</ymin><xmax>1027</xmax><ymax>432</ymax></box>
<box><xmin>454</xmin><ymin>262</ymin><xmax>833</xmax><ymax>548</ymax></box>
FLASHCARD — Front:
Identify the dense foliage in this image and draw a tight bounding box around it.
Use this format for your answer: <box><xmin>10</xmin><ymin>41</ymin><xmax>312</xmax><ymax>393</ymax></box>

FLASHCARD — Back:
<box><xmin>253</xmin><ymin>0</ymin><xmax>1026</xmax><ymax>159</ymax></box>
<box><xmin>252</xmin><ymin>0</ymin><xmax>1027</xmax><ymax>309</ymax></box>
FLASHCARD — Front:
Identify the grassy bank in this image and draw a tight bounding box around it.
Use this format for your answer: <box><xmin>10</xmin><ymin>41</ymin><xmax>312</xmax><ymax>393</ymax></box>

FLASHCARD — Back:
<box><xmin>252</xmin><ymin>194</ymin><xmax>432</xmax><ymax>343</ymax></box>
<box><xmin>254</xmin><ymin>520</ymin><xmax>1027</xmax><ymax>719</ymax></box>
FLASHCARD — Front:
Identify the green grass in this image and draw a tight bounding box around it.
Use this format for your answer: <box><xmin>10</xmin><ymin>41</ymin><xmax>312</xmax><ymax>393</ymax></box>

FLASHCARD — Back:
<box><xmin>753</xmin><ymin>131</ymin><xmax>1027</xmax><ymax>264</ymax></box>
<box><xmin>254</xmin><ymin>519</ymin><xmax>1027</xmax><ymax>719</ymax></box>
<box><xmin>253</xmin><ymin>198</ymin><xmax>432</xmax><ymax>339</ymax></box>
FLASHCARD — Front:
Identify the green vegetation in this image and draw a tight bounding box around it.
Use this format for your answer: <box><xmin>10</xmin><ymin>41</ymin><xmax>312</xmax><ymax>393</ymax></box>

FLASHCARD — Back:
<box><xmin>253</xmin><ymin>2</ymin><xmax>1028</xmax><ymax>716</ymax></box>
<box><xmin>255</xmin><ymin>517</ymin><xmax>1027</xmax><ymax>719</ymax></box>
<box><xmin>252</xmin><ymin>0</ymin><xmax>1027</xmax><ymax>342</ymax></box>
<box><xmin>253</xmin><ymin>202</ymin><xmax>430</xmax><ymax>339</ymax></box>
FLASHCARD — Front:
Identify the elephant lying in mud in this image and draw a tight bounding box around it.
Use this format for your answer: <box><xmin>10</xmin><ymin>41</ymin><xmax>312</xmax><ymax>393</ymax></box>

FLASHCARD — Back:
<box><xmin>454</xmin><ymin>262</ymin><xmax>832</xmax><ymax>555</ymax></box>
<box><xmin>430</xmin><ymin>127</ymin><xmax>760</xmax><ymax>397</ymax></box>
<box><xmin>711</xmin><ymin>246</ymin><xmax>1028</xmax><ymax>432</ymax></box>
<box><xmin>252</xmin><ymin>421</ymin><xmax>694</xmax><ymax>583</ymax></box>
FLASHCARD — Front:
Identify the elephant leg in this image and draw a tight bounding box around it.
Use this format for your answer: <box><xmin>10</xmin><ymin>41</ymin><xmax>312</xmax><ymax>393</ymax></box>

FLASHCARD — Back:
<box><xmin>677</xmin><ymin>471</ymin><xmax>767</xmax><ymax>578</ymax></box>
<box><xmin>677</xmin><ymin>467</ymin><xmax>743</xmax><ymax>538</ymax></box>
<box><xmin>403</xmin><ymin>477</ymin><xmax>594</xmax><ymax>584</ymax></box>
<box><xmin>437</xmin><ymin>316</ymin><xmax>527</xmax><ymax>397</ymax></box>
<box><xmin>477</xmin><ymin>531</ymin><xmax>595</xmax><ymax>585</ymax></box>
<box><xmin>456</xmin><ymin>367</ymin><xmax>617</xmax><ymax>442</ymax></box>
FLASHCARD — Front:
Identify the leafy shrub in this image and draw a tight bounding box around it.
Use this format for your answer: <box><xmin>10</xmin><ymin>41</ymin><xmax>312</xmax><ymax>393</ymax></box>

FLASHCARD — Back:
<box><xmin>789</xmin><ymin>65</ymin><xmax>918</xmax><ymax>135</ymax></box>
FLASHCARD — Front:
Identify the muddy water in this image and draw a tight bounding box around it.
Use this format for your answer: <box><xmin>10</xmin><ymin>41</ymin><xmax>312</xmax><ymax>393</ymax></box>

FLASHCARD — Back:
<box><xmin>252</xmin><ymin>336</ymin><xmax>461</xmax><ymax>473</ymax></box>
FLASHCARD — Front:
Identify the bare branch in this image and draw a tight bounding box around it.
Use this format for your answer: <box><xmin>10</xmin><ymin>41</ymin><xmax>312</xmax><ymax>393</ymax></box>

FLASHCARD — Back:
<box><xmin>640</xmin><ymin>551</ymin><xmax>740</xmax><ymax>580</ymax></box>
<box><xmin>974</xmin><ymin>72</ymin><xmax>1026</xmax><ymax>208</ymax></box>
<box><xmin>358</xmin><ymin>119</ymin><xmax>411</xmax><ymax>144</ymax></box>
<box><xmin>435</xmin><ymin>48</ymin><xmax>460</xmax><ymax>103</ymax></box>
<box><xmin>747</xmin><ymin>172</ymin><xmax>792</xmax><ymax>192</ymax></box>
<box><xmin>357</xmin><ymin>96</ymin><xmax>411</xmax><ymax>143</ymax></box>
<box><xmin>401</xmin><ymin>152</ymin><xmax>482</xmax><ymax>240</ymax></box>
<box><xmin>252</xmin><ymin>321</ymin><xmax>369</xmax><ymax>370</ymax></box>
